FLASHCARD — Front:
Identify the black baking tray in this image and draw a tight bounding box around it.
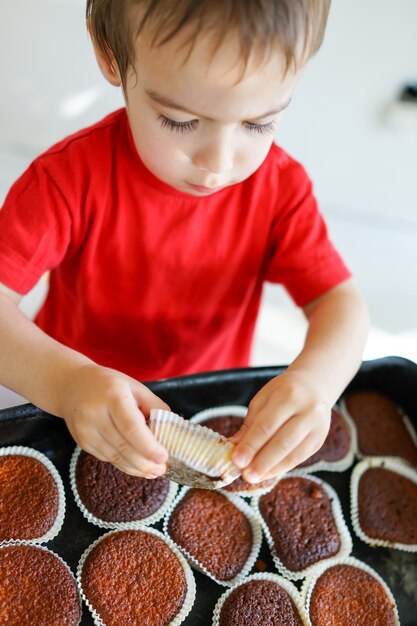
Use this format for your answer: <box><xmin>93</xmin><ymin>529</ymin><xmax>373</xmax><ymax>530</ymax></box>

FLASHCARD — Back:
<box><xmin>1</xmin><ymin>356</ymin><xmax>416</xmax><ymax>625</ymax></box>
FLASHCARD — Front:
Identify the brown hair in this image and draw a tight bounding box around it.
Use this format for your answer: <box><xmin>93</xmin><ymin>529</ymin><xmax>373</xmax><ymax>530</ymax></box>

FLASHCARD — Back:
<box><xmin>87</xmin><ymin>0</ymin><xmax>331</xmax><ymax>89</ymax></box>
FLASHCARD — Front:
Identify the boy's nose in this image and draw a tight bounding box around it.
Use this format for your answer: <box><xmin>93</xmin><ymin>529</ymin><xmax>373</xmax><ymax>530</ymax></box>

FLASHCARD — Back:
<box><xmin>192</xmin><ymin>141</ymin><xmax>234</xmax><ymax>174</ymax></box>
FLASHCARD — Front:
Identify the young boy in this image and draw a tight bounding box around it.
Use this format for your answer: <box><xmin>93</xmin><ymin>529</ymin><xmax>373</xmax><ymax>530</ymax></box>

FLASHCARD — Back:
<box><xmin>0</xmin><ymin>0</ymin><xmax>368</xmax><ymax>484</ymax></box>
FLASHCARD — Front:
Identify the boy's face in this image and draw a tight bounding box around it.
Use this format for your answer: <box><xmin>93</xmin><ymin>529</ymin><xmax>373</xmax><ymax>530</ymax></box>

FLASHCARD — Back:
<box><xmin>100</xmin><ymin>29</ymin><xmax>302</xmax><ymax>196</ymax></box>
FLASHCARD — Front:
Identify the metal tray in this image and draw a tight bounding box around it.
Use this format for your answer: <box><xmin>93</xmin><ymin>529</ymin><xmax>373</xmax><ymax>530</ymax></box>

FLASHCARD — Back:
<box><xmin>0</xmin><ymin>356</ymin><xmax>416</xmax><ymax>625</ymax></box>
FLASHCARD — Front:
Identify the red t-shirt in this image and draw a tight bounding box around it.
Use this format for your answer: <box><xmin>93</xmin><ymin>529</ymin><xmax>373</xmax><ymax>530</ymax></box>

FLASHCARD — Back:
<box><xmin>0</xmin><ymin>109</ymin><xmax>350</xmax><ymax>381</ymax></box>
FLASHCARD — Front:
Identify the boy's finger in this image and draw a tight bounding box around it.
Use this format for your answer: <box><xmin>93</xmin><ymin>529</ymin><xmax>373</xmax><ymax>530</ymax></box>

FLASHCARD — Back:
<box><xmin>99</xmin><ymin>429</ymin><xmax>166</xmax><ymax>476</ymax></box>
<box><xmin>232</xmin><ymin>405</ymin><xmax>293</xmax><ymax>470</ymax></box>
<box><xmin>129</xmin><ymin>380</ymin><xmax>171</xmax><ymax>416</ymax></box>
<box><xmin>242</xmin><ymin>417</ymin><xmax>308</xmax><ymax>483</ymax></box>
<box><xmin>109</xmin><ymin>394</ymin><xmax>168</xmax><ymax>463</ymax></box>
<box><xmin>261</xmin><ymin>437</ymin><xmax>316</xmax><ymax>480</ymax></box>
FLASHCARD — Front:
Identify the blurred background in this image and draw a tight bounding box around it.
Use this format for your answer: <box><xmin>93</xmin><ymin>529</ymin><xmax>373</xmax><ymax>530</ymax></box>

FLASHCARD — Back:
<box><xmin>1</xmin><ymin>0</ymin><xmax>416</xmax><ymax>407</ymax></box>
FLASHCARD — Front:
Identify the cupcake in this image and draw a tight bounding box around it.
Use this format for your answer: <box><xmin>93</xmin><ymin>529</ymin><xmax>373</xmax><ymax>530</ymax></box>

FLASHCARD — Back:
<box><xmin>303</xmin><ymin>557</ymin><xmax>399</xmax><ymax>626</ymax></box>
<box><xmin>297</xmin><ymin>408</ymin><xmax>354</xmax><ymax>472</ymax></box>
<box><xmin>78</xmin><ymin>528</ymin><xmax>195</xmax><ymax>626</ymax></box>
<box><xmin>71</xmin><ymin>447</ymin><xmax>177</xmax><ymax>527</ymax></box>
<box><xmin>165</xmin><ymin>487</ymin><xmax>262</xmax><ymax>585</ymax></box>
<box><xmin>190</xmin><ymin>406</ymin><xmax>277</xmax><ymax>495</ymax></box>
<box><xmin>213</xmin><ymin>573</ymin><xmax>309</xmax><ymax>626</ymax></box>
<box><xmin>351</xmin><ymin>457</ymin><xmax>417</xmax><ymax>550</ymax></box>
<box><xmin>149</xmin><ymin>409</ymin><xmax>241</xmax><ymax>489</ymax></box>
<box><xmin>341</xmin><ymin>390</ymin><xmax>417</xmax><ymax>465</ymax></box>
<box><xmin>0</xmin><ymin>542</ymin><xmax>81</xmax><ymax>625</ymax></box>
<box><xmin>0</xmin><ymin>446</ymin><xmax>65</xmax><ymax>542</ymax></box>
<box><xmin>255</xmin><ymin>473</ymin><xmax>352</xmax><ymax>579</ymax></box>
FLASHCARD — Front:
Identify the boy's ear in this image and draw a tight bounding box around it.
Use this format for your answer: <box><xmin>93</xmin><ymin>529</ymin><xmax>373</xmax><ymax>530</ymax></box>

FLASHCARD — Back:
<box><xmin>87</xmin><ymin>19</ymin><xmax>121</xmax><ymax>87</ymax></box>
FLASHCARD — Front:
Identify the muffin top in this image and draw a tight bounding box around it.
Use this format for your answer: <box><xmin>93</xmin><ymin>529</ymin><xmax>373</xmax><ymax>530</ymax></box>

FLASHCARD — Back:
<box><xmin>0</xmin><ymin>544</ymin><xmax>80</xmax><ymax>626</ymax></box>
<box><xmin>81</xmin><ymin>530</ymin><xmax>187</xmax><ymax>626</ymax></box>
<box><xmin>358</xmin><ymin>467</ymin><xmax>417</xmax><ymax>544</ymax></box>
<box><xmin>75</xmin><ymin>450</ymin><xmax>170</xmax><ymax>522</ymax></box>
<box><xmin>344</xmin><ymin>390</ymin><xmax>417</xmax><ymax>464</ymax></box>
<box><xmin>219</xmin><ymin>579</ymin><xmax>304</xmax><ymax>626</ymax></box>
<box><xmin>259</xmin><ymin>476</ymin><xmax>341</xmax><ymax>572</ymax></box>
<box><xmin>298</xmin><ymin>408</ymin><xmax>351</xmax><ymax>467</ymax></box>
<box><xmin>0</xmin><ymin>454</ymin><xmax>59</xmax><ymax>541</ymax></box>
<box><xmin>202</xmin><ymin>416</ymin><xmax>275</xmax><ymax>492</ymax></box>
<box><xmin>309</xmin><ymin>564</ymin><xmax>397</xmax><ymax>626</ymax></box>
<box><xmin>168</xmin><ymin>488</ymin><xmax>253</xmax><ymax>581</ymax></box>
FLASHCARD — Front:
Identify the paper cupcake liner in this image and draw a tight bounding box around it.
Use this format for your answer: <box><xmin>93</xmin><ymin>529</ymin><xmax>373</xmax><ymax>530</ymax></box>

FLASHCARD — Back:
<box><xmin>77</xmin><ymin>527</ymin><xmax>196</xmax><ymax>626</ymax></box>
<box><xmin>189</xmin><ymin>406</ymin><xmax>278</xmax><ymax>497</ymax></box>
<box><xmin>339</xmin><ymin>396</ymin><xmax>417</xmax><ymax>465</ymax></box>
<box><xmin>163</xmin><ymin>486</ymin><xmax>263</xmax><ymax>587</ymax></box>
<box><xmin>0</xmin><ymin>539</ymin><xmax>82</xmax><ymax>625</ymax></box>
<box><xmin>212</xmin><ymin>572</ymin><xmax>310</xmax><ymax>626</ymax></box>
<box><xmin>296</xmin><ymin>405</ymin><xmax>356</xmax><ymax>474</ymax></box>
<box><xmin>69</xmin><ymin>446</ymin><xmax>178</xmax><ymax>529</ymax></box>
<box><xmin>252</xmin><ymin>471</ymin><xmax>353</xmax><ymax>581</ymax></box>
<box><xmin>301</xmin><ymin>555</ymin><xmax>400</xmax><ymax>626</ymax></box>
<box><xmin>149</xmin><ymin>409</ymin><xmax>241</xmax><ymax>489</ymax></box>
<box><xmin>0</xmin><ymin>446</ymin><xmax>65</xmax><ymax>543</ymax></box>
<box><xmin>350</xmin><ymin>456</ymin><xmax>417</xmax><ymax>552</ymax></box>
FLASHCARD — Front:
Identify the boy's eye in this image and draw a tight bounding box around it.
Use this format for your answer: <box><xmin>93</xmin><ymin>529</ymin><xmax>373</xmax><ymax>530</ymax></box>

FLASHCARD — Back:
<box><xmin>242</xmin><ymin>120</ymin><xmax>276</xmax><ymax>136</ymax></box>
<box><xmin>158</xmin><ymin>115</ymin><xmax>197</xmax><ymax>134</ymax></box>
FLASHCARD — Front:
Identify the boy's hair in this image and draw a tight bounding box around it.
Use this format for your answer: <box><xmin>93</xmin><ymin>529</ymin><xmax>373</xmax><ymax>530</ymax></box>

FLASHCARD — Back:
<box><xmin>87</xmin><ymin>0</ymin><xmax>331</xmax><ymax>89</ymax></box>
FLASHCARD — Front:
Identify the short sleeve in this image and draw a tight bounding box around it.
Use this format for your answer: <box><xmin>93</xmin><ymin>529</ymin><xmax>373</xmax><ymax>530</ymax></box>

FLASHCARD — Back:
<box><xmin>265</xmin><ymin>157</ymin><xmax>351</xmax><ymax>307</ymax></box>
<box><xmin>0</xmin><ymin>160</ymin><xmax>72</xmax><ymax>294</ymax></box>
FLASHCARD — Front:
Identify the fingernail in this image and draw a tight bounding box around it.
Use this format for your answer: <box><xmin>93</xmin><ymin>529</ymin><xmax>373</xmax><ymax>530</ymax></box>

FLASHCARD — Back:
<box><xmin>245</xmin><ymin>470</ymin><xmax>259</xmax><ymax>484</ymax></box>
<box><xmin>153</xmin><ymin>450</ymin><xmax>167</xmax><ymax>464</ymax></box>
<box><xmin>233</xmin><ymin>452</ymin><xmax>249</xmax><ymax>469</ymax></box>
<box><xmin>145</xmin><ymin>473</ymin><xmax>158</xmax><ymax>479</ymax></box>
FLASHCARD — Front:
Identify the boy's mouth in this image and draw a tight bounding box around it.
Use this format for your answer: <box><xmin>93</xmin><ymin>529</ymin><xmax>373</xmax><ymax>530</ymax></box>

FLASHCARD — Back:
<box><xmin>186</xmin><ymin>182</ymin><xmax>226</xmax><ymax>194</ymax></box>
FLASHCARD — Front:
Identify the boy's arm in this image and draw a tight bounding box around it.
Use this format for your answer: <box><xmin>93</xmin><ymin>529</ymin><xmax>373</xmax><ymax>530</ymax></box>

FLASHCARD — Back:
<box><xmin>231</xmin><ymin>278</ymin><xmax>369</xmax><ymax>482</ymax></box>
<box><xmin>0</xmin><ymin>284</ymin><xmax>168</xmax><ymax>477</ymax></box>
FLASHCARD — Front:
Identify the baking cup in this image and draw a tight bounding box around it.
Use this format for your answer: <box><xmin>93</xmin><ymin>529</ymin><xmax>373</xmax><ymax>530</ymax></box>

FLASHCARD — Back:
<box><xmin>69</xmin><ymin>446</ymin><xmax>178</xmax><ymax>529</ymax></box>
<box><xmin>77</xmin><ymin>527</ymin><xmax>196</xmax><ymax>626</ymax></box>
<box><xmin>301</xmin><ymin>555</ymin><xmax>400</xmax><ymax>626</ymax></box>
<box><xmin>189</xmin><ymin>405</ymin><xmax>278</xmax><ymax>497</ymax></box>
<box><xmin>296</xmin><ymin>405</ymin><xmax>356</xmax><ymax>474</ymax></box>
<box><xmin>0</xmin><ymin>540</ymin><xmax>82</xmax><ymax>625</ymax></box>
<box><xmin>163</xmin><ymin>486</ymin><xmax>263</xmax><ymax>587</ymax></box>
<box><xmin>212</xmin><ymin>571</ymin><xmax>309</xmax><ymax>626</ymax></box>
<box><xmin>149</xmin><ymin>409</ymin><xmax>241</xmax><ymax>489</ymax></box>
<box><xmin>252</xmin><ymin>471</ymin><xmax>352</xmax><ymax>581</ymax></box>
<box><xmin>350</xmin><ymin>456</ymin><xmax>417</xmax><ymax>552</ymax></box>
<box><xmin>0</xmin><ymin>446</ymin><xmax>65</xmax><ymax>543</ymax></box>
<box><xmin>339</xmin><ymin>396</ymin><xmax>417</xmax><ymax>464</ymax></box>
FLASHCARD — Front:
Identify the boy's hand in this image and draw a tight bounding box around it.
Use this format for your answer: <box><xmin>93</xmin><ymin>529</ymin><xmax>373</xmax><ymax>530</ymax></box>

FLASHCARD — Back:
<box><xmin>231</xmin><ymin>370</ymin><xmax>331</xmax><ymax>483</ymax></box>
<box><xmin>60</xmin><ymin>363</ymin><xmax>169</xmax><ymax>478</ymax></box>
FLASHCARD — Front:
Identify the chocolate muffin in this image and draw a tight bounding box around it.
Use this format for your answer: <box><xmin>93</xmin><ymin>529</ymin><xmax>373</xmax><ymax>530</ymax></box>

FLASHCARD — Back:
<box><xmin>344</xmin><ymin>390</ymin><xmax>417</xmax><ymax>464</ymax></box>
<box><xmin>81</xmin><ymin>529</ymin><xmax>189</xmax><ymax>626</ymax></box>
<box><xmin>0</xmin><ymin>453</ymin><xmax>59</xmax><ymax>541</ymax></box>
<box><xmin>202</xmin><ymin>415</ymin><xmax>275</xmax><ymax>492</ymax></box>
<box><xmin>218</xmin><ymin>579</ymin><xmax>304</xmax><ymax>626</ymax></box>
<box><xmin>357</xmin><ymin>467</ymin><xmax>417</xmax><ymax>544</ymax></box>
<box><xmin>259</xmin><ymin>476</ymin><xmax>341</xmax><ymax>572</ymax></box>
<box><xmin>168</xmin><ymin>488</ymin><xmax>253</xmax><ymax>581</ymax></box>
<box><xmin>0</xmin><ymin>544</ymin><xmax>80</xmax><ymax>625</ymax></box>
<box><xmin>309</xmin><ymin>563</ymin><xmax>397</xmax><ymax>626</ymax></box>
<box><xmin>75</xmin><ymin>450</ymin><xmax>170</xmax><ymax>522</ymax></box>
<box><xmin>298</xmin><ymin>408</ymin><xmax>351</xmax><ymax>467</ymax></box>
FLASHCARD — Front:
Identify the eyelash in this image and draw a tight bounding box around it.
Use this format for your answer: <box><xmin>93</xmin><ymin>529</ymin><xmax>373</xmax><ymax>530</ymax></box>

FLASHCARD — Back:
<box><xmin>158</xmin><ymin>115</ymin><xmax>276</xmax><ymax>136</ymax></box>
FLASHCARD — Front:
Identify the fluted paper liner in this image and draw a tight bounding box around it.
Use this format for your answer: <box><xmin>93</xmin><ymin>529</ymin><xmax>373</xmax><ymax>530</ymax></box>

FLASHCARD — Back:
<box><xmin>296</xmin><ymin>404</ymin><xmax>356</xmax><ymax>474</ymax></box>
<box><xmin>0</xmin><ymin>446</ymin><xmax>65</xmax><ymax>543</ymax></box>
<box><xmin>69</xmin><ymin>446</ymin><xmax>178</xmax><ymax>529</ymax></box>
<box><xmin>301</xmin><ymin>555</ymin><xmax>400</xmax><ymax>626</ymax></box>
<box><xmin>252</xmin><ymin>471</ymin><xmax>352</xmax><ymax>581</ymax></box>
<box><xmin>189</xmin><ymin>405</ymin><xmax>278</xmax><ymax>496</ymax></box>
<box><xmin>0</xmin><ymin>540</ymin><xmax>82</xmax><ymax>625</ymax></box>
<box><xmin>77</xmin><ymin>527</ymin><xmax>196</xmax><ymax>626</ymax></box>
<box><xmin>339</xmin><ymin>396</ymin><xmax>417</xmax><ymax>464</ymax></box>
<box><xmin>149</xmin><ymin>409</ymin><xmax>241</xmax><ymax>488</ymax></box>
<box><xmin>212</xmin><ymin>572</ymin><xmax>310</xmax><ymax>626</ymax></box>
<box><xmin>351</xmin><ymin>456</ymin><xmax>417</xmax><ymax>552</ymax></box>
<box><xmin>163</xmin><ymin>486</ymin><xmax>263</xmax><ymax>587</ymax></box>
